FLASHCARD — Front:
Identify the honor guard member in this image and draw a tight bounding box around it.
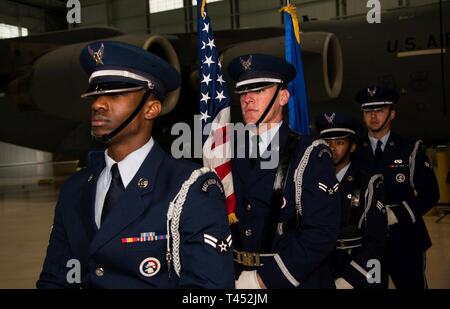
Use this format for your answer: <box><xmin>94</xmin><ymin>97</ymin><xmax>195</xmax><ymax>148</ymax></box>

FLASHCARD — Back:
<box><xmin>37</xmin><ymin>41</ymin><xmax>234</xmax><ymax>288</ymax></box>
<box><xmin>354</xmin><ymin>86</ymin><xmax>439</xmax><ymax>289</ymax></box>
<box><xmin>315</xmin><ymin>112</ymin><xmax>388</xmax><ymax>289</ymax></box>
<box><xmin>228</xmin><ymin>54</ymin><xmax>340</xmax><ymax>289</ymax></box>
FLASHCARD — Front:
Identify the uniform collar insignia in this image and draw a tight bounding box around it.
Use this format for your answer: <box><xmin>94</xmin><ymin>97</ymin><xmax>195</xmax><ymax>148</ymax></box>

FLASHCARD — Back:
<box><xmin>137</xmin><ymin>178</ymin><xmax>149</xmax><ymax>188</ymax></box>
<box><xmin>324</xmin><ymin>113</ymin><xmax>335</xmax><ymax>124</ymax></box>
<box><xmin>368</xmin><ymin>87</ymin><xmax>377</xmax><ymax>97</ymax></box>
<box><xmin>240</xmin><ymin>55</ymin><xmax>252</xmax><ymax>71</ymax></box>
<box><xmin>88</xmin><ymin>43</ymin><xmax>105</xmax><ymax>66</ymax></box>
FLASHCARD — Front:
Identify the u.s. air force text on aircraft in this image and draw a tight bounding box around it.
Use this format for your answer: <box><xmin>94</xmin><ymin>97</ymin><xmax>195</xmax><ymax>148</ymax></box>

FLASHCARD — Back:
<box><xmin>181</xmin><ymin>292</ymin><xmax>268</xmax><ymax>307</ymax></box>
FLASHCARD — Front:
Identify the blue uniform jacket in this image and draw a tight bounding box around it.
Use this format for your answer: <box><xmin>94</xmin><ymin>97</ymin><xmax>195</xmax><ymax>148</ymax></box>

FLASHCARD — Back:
<box><xmin>232</xmin><ymin>123</ymin><xmax>341</xmax><ymax>288</ymax></box>
<box><xmin>37</xmin><ymin>141</ymin><xmax>234</xmax><ymax>288</ymax></box>
<box><xmin>355</xmin><ymin>132</ymin><xmax>439</xmax><ymax>252</ymax></box>
<box><xmin>331</xmin><ymin>163</ymin><xmax>388</xmax><ymax>288</ymax></box>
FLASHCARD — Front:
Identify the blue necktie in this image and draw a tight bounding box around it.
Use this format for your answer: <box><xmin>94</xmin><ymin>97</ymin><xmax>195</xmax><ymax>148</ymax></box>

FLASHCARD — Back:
<box><xmin>101</xmin><ymin>163</ymin><xmax>125</xmax><ymax>225</ymax></box>
<box><xmin>375</xmin><ymin>140</ymin><xmax>383</xmax><ymax>163</ymax></box>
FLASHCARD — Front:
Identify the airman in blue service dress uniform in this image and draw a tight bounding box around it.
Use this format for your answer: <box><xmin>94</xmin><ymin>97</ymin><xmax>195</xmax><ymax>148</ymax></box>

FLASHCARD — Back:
<box><xmin>228</xmin><ymin>54</ymin><xmax>340</xmax><ymax>289</ymax></box>
<box><xmin>36</xmin><ymin>41</ymin><xmax>234</xmax><ymax>288</ymax></box>
<box><xmin>315</xmin><ymin>112</ymin><xmax>388</xmax><ymax>289</ymax></box>
<box><xmin>354</xmin><ymin>86</ymin><xmax>440</xmax><ymax>289</ymax></box>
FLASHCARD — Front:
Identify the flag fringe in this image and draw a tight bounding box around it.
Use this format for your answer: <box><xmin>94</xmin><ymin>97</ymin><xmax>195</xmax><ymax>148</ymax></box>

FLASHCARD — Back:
<box><xmin>228</xmin><ymin>212</ymin><xmax>239</xmax><ymax>225</ymax></box>
<box><xmin>280</xmin><ymin>3</ymin><xmax>301</xmax><ymax>44</ymax></box>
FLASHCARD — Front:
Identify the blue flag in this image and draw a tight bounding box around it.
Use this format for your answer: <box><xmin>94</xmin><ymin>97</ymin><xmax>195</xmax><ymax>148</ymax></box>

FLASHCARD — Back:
<box><xmin>281</xmin><ymin>4</ymin><xmax>310</xmax><ymax>134</ymax></box>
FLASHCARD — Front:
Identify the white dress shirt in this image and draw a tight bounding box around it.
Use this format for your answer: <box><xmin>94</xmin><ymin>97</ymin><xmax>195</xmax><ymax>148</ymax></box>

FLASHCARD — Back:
<box><xmin>336</xmin><ymin>162</ymin><xmax>351</xmax><ymax>183</ymax></box>
<box><xmin>94</xmin><ymin>138</ymin><xmax>154</xmax><ymax>228</ymax></box>
<box><xmin>249</xmin><ymin>122</ymin><xmax>282</xmax><ymax>156</ymax></box>
<box><xmin>368</xmin><ymin>131</ymin><xmax>391</xmax><ymax>155</ymax></box>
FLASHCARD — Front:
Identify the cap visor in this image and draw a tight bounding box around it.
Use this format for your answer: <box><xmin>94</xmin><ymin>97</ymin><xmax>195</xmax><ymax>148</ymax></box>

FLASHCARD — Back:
<box><xmin>80</xmin><ymin>82</ymin><xmax>144</xmax><ymax>98</ymax></box>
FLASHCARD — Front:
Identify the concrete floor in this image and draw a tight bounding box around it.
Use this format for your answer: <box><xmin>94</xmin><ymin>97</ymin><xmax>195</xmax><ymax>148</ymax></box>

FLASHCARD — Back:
<box><xmin>0</xmin><ymin>185</ymin><xmax>56</xmax><ymax>288</ymax></box>
<box><xmin>424</xmin><ymin>214</ymin><xmax>450</xmax><ymax>288</ymax></box>
<box><xmin>0</xmin><ymin>177</ymin><xmax>449</xmax><ymax>289</ymax></box>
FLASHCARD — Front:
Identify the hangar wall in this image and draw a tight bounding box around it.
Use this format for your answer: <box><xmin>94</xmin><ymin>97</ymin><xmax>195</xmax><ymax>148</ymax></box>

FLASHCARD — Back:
<box><xmin>77</xmin><ymin>0</ymin><xmax>441</xmax><ymax>34</ymax></box>
<box><xmin>0</xmin><ymin>0</ymin><xmax>443</xmax><ymax>168</ymax></box>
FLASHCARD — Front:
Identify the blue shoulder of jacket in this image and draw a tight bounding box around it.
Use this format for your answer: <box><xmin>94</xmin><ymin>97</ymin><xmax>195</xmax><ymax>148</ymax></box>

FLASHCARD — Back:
<box><xmin>164</xmin><ymin>156</ymin><xmax>208</xmax><ymax>182</ymax></box>
<box><xmin>296</xmin><ymin>135</ymin><xmax>332</xmax><ymax>161</ymax></box>
<box><xmin>391</xmin><ymin>132</ymin><xmax>425</xmax><ymax>154</ymax></box>
<box><xmin>164</xmin><ymin>157</ymin><xmax>224</xmax><ymax>199</ymax></box>
<box><xmin>58</xmin><ymin>166</ymin><xmax>96</xmax><ymax>193</ymax></box>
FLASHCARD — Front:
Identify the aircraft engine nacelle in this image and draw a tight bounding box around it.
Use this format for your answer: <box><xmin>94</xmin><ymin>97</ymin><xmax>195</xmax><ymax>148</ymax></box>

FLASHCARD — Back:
<box><xmin>22</xmin><ymin>34</ymin><xmax>181</xmax><ymax>122</ymax></box>
<box><xmin>220</xmin><ymin>32</ymin><xmax>343</xmax><ymax>102</ymax></box>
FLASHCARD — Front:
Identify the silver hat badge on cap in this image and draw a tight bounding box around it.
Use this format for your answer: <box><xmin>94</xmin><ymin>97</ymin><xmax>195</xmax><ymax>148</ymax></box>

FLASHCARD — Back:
<box><xmin>88</xmin><ymin>43</ymin><xmax>105</xmax><ymax>66</ymax></box>
<box><xmin>324</xmin><ymin>113</ymin><xmax>335</xmax><ymax>124</ymax></box>
<box><xmin>240</xmin><ymin>55</ymin><xmax>252</xmax><ymax>71</ymax></box>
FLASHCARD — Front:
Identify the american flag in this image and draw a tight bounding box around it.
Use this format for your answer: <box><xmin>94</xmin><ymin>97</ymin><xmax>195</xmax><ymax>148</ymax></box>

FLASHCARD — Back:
<box><xmin>197</xmin><ymin>0</ymin><xmax>237</xmax><ymax>224</ymax></box>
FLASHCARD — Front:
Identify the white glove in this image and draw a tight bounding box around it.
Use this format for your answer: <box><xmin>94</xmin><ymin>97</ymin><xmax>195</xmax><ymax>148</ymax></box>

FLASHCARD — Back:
<box><xmin>235</xmin><ymin>270</ymin><xmax>262</xmax><ymax>289</ymax></box>
<box><xmin>386</xmin><ymin>206</ymin><xmax>399</xmax><ymax>226</ymax></box>
<box><xmin>335</xmin><ymin>277</ymin><xmax>354</xmax><ymax>289</ymax></box>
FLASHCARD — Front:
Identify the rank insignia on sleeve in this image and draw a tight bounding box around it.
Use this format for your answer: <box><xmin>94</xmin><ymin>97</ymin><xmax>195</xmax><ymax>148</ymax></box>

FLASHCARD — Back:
<box><xmin>201</xmin><ymin>178</ymin><xmax>224</xmax><ymax>194</ymax></box>
<box><xmin>318</xmin><ymin>182</ymin><xmax>339</xmax><ymax>196</ymax></box>
<box><xmin>376</xmin><ymin>201</ymin><xmax>385</xmax><ymax>211</ymax></box>
<box><xmin>204</xmin><ymin>233</ymin><xmax>232</xmax><ymax>254</ymax></box>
